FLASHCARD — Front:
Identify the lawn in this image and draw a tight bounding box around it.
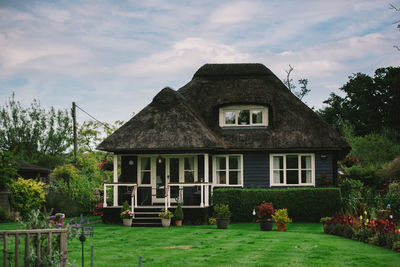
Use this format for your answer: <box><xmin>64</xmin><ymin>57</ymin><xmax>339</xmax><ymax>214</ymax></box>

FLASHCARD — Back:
<box><xmin>2</xmin><ymin>220</ymin><xmax>400</xmax><ymax>266</ymax></box>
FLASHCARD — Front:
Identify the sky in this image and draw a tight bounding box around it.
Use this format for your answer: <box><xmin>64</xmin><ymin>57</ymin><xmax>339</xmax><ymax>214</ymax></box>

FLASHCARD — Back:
<box><xmin>0</xmin><ymin>0</ymin><xmax>399</xmax><ymax>124</ymax></box>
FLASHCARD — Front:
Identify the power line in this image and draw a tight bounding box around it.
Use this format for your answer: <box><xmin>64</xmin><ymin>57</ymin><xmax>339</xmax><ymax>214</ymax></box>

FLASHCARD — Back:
<box><xmin>74</xmin><ymin>103</ymin><xmax>111</xmax><ymax>130</ymax></box>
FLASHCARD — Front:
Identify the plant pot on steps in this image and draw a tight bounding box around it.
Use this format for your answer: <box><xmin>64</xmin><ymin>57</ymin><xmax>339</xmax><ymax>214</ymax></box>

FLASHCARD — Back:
<box><xmin>123</xmin><ymin>218</ymin><xmax>132</xmax><ymax>227</ymax></box>
<box><xmin>216</xmin><ymin>218</ymin><xmax>230</xmax><ymax>229</ymax></box>
<box><xmin>259</xmin><ymin>219</ymin><xmax>273</xmax><ymax>231</ymax></box>
<box><xmin>161</xmin><ymin>218</ymin><xmax>171</xmax><ymax>227</ymax></box>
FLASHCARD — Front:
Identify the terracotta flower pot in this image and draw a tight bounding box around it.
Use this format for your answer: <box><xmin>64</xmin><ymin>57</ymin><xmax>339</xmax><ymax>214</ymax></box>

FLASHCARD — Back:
<box><xmin>259</xmin><ymin>219</ymin><xmax>273</xmax><ymax>231</ymax></box>
<box><xmin>123</xmin><ymin>218</ymin><xmax>132</xmax><ymax>227</ymax></box>
<box><xmin>175</xmin><ymin>220</ymin><xmax>183</xmax><ymax>226</ymax></box>
<box><xmin>276</xmin><ymin>221</ymin><xmax>287</xmax><ymax>232</ymax></box>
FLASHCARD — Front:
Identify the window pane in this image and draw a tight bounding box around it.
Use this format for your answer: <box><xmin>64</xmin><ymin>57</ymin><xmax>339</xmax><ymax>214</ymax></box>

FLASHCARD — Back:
<box><xmin>217</xmin><ymin>171</ymin><xmax>226</xmax><ymax>184</ymax></box>
<box><xmin>238</xmin><ymin>110</ymin><xmax>250</xmax><ymax>125</ymax></box>
<box><xmin>216</xmin><ymin>157</ymin><xmax>226</xmax><ymax>170</ymax></box>
<box><xmin>287</xmin><ymin>170</ymin><xmax>299</xmax><ymax>184</ymax></box>
<box><xmin>301</xmin><ymin>156</ymin><xmax>311</xmax><ymax>169</ymax></box>
<box><xmin>184</xmin><ymin>171</ymin><xmax>194</xmax><ymax>182</ymax></box>
<box><xmin>273</xmin><ymin>170</ymin><xmax>283</xmax><ymax>184</ymax></box>
<box><xmin>273</xmin><ymin>156</ymin><xmax>283</xmax><ymax>169</ymax></box>
<box><xmin>141</xmin><ymin>158</ymin><xmax>150</xmax><ymax>170</ymax></box>
<box><xmin>184</xmin><ymin>157</ymin><xmax>194</xmax><ymax>170</ymax></box>
<box><xmin>286</xmin><ymin>155</ymin><xmax>298</xmax><ymax>169</ymax></box>
<box><xmin>252</xmin><ymin>110</ymin><xmax>263</xmax><ymax>124</ymax></box>
<box><xmin>301</xmin><ymin>170</ymin><xmax>312</xmax><ymax>183</ymax></box>
<box><xmin>141</xmin><ymin>172</ymin><xmax>150</xmax><ymax>184</ymax></box>
<box><xmin>224</xmin><ymin>111</ymin><xmax>236</xmax><ymax>124</ymax></box>
<box><xmin>229</xmin><ymin>156</ymin><xmax>240</xmax><ymax>169</ymax></box>
<box><xmin>170</xmin><ymin>158</ymin><xmax>179</xmax><ymax>183</ymax></box>
<box><xmin>229</xmin><ymin>171</ymin><xmax>239</xmax><ymax>185</ymax></box>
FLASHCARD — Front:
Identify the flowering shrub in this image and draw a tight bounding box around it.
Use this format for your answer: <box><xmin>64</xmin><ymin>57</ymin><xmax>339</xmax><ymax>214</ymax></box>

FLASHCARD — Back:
<box><xmin>98</xmin><ymin>160</ymin><xmax>113</xmax><ymax>171</ymax></box>
<box><xmin>93</xmin><ymin>202</ymin><xmax>104</xmax><ymax>217</ymax></box>
<box><xmin>323</xmin><ymin>211</ymin><xmax>400</xmax><ymax>251</ymax></box>
<box><xmin>342</xmin><ymin>155</ymin><xmax>359</xmax><ymax>168</ymax></box>
<box><xmin>121</xmin><ymin>210</ymin><xmax>134</xmax><ymax>219</ymax></box>
<box><xmin>256</xmin><ymin>201</ymin><xmax>275</xmax><ymax>220</ymax></box>
<box><xmin>272</xmin><ymin>209</ymin><xmax>292</xmax><ymax>226</ymax></box>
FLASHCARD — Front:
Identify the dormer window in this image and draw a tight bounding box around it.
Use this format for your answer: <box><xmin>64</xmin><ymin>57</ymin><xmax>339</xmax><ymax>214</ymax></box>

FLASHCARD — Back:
<box><xmin>219</xmin><ymin>105</ymin><xmax>268</xmax><ymax>127</ymax></box>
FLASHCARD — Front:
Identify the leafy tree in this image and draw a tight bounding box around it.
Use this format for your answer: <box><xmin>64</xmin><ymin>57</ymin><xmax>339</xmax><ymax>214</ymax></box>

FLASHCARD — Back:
<box><xmin>77</xmin><ymin>120</ymin><xmax>123</xmax><ymax>153</ymax></box>
<box><xmin>318</xmin><ymin>67</ymin><xmax>400</xmax><ymax>137</ymax></box>
<box><xmin>0</xmin><ymin>151</ymin><xmax>17</xmax><ymax>190</ymax></box>
<box><xmin>0</xmin><ymin>93</ymin><xmax>73</xmax><ymax>168</ymax></box>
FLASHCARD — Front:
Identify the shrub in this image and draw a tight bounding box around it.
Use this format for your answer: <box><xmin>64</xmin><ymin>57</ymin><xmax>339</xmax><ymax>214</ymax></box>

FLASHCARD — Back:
<box><xmin>212</xmin><ymin>188</ymin><xmax>341</xmax><ymax>222</ymax></box>
<box><xmin>343</xmin><ymin>165</ymin><xmax>381</xmax><ymax>188</ymax></box>
<box><xmin>48</xmin><ymin>164</ymin><xmax>99</xmax><ymax>215</ymax></box>
<box><xmin>174</xmin><ymin>203</ymin><xmax>184</xmax><ymax>220</ymax></box>
<box><xmin>213</xmin><ymin>204</ymin><xmax>231</xmax><ymax>219</ymax></box>
<box><xmin>256</xmin><ymin>201</ymin><xmax>274</xmax><ymax>219</ymax></box>
<box><xmin>272</xmin><ymin>209</ymin><xmax>292</xmax><ymax>226</ymax></box>
<box><xmin>382</xmin><ymin>157</ymin><xmax>400</xmax><ymax>184</ymax></box>
<box><xmin>339</xmin><ymin>178</ymin><xmax>363</xmax><ymax>215</ymax></box>
<box><xmin>9</xmin><ymin>178</ymin><xmax>45</xmax><ymax>218</ymax></box>
<box><xmin>385</xmin><ymin>182</ymin><xmax>400</xmax><ymax>221</ymax></box>
<box><xmin>350</xmin><ymin>133</ymin><xmax>400</xmax><ymax>167</ymax></box>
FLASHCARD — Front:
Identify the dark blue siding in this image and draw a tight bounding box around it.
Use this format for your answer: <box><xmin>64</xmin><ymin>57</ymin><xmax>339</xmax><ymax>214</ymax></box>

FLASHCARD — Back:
<box><xmin>243</xmin><ymin>152</ymin><xmax>269</xmax><ymax>188</ymax></box>
<box><xmin>315</xmin><ymin>151</ymin><xmax>334</xmax><ymax>186</ymax></box>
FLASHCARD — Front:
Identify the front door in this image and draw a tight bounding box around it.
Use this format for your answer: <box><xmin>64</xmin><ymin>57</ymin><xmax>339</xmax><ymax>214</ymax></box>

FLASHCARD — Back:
<box><xmin>154</xmin><ymin>158</ymin><xmax>166</xmax><ymax>203</ymax></box>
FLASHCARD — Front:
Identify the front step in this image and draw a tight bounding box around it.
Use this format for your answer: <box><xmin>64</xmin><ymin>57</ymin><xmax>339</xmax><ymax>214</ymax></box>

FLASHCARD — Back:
<box><xmin>132</xmin><ymin>207</ymin><xmax>163</xmax><ymax>227</ymax></box>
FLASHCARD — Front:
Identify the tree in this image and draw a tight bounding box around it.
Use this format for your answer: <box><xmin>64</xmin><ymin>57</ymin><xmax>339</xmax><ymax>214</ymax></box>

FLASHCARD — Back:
<box><xmin>283</xmin><ymin>64</ymin><xmax>311</xmax><ymax>100</ymax></box>
<box><xmin>0</xmin><ymin>93</ymin><xmax>73</xmax><ymax>168</ymax></box>
<box><xmin>318</xmin><ymin>67</ymin><xmax>400</xmax><ymax>137</ymax></box>
<box><xmin>0</xmin><ymin>151</ymin><xmax>17</xmax><ymax>190</ymax></box>
<box><xmin>78</xmin><ymin>120</ymin><xmax>123</xmax><ymax>153</ymax></box>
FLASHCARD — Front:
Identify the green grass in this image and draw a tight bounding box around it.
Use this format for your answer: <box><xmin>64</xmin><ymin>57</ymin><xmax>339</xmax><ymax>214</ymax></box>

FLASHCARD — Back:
<box><xmin>2</xmin><ymin>220</ymin><xmax>400</xmax><ymax>266</ymax></box>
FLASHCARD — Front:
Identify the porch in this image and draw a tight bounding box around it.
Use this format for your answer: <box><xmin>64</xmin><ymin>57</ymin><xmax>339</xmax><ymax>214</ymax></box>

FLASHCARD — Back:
<box><xmin>102</xmin><ymin>153</ymin><xmax>213</xmax><ymax>225</ymax></box>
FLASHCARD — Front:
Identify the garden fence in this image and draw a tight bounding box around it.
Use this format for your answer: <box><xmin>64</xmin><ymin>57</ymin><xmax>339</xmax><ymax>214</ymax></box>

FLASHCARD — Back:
<box><xmin>0</xmin><ymin>228</ymin><xmax>68</xmax><ymax>267</ymax></box>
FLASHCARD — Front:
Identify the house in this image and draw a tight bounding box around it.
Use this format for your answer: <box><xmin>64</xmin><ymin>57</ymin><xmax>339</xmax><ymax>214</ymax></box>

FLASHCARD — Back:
<box><xmin>97</xmin><ymin>63</ymin><xmax>350</xmax><ymax>224</ymax></box>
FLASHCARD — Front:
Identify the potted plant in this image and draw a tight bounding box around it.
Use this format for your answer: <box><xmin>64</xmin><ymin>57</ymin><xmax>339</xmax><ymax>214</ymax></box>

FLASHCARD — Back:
<box><xmin>272</xmin><ymin>208</ymin><xmax>292</xmax><ymax>232</ymax></box>
<box><xmin>256</xmin><ymin>201</ymin><xmax>275</xmax><ymax>231</ymax></box>
<box><xmin>214</xmin><ymin>204</ymin><xmax>231</xmax><ymax>229</ymax></box>
<box><xmin>120</xmin><ymin>201</ymin><xmax>134</xmax><ymax>227</ymax></box>
<box><xmin>158</xmin><ymin>209</ymin><xmax>173</xmax><ymax>227</ymax></box>
<box><xmin>174</xmin><ymin>203</ymin><xmax>184</xmax><ymax>226</ymax></box>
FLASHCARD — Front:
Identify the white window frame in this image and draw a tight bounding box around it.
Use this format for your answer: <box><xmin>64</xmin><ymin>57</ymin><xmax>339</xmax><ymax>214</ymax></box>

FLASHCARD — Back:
<box><xmin>137</xmin><ymin>156</ymin><xmax>155</xmax><ymax>186</ymax></box>
<box><xmin>212</xmin><ymin>154</ymin><xmax>243</xmax><ymax>187</ymax></box>
<box><xmin>219</xmin><ymin>105</ymin><xmax>268</xmax><ymax>127</ymax></box>
<box><xmin>269</xmin><ymin>153</ymin><xmax>315</xmax><ymax>187</ymax></box>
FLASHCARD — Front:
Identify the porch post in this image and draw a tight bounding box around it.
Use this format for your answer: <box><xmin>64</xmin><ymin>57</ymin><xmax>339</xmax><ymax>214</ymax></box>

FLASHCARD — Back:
<box><xmin>204</xmin><ymin>154</ymin><xmax>209</xmax><ymax>207</ymax></box>
<box><xmin>103</xmin><ymin>184</ymin><xmax>107</xmax><ymax>207</ymax></box>
<box><xmin>113</xmin><ymin>155</ymin><xmax>118</xmax><ymax>206</ymax></box>
<box><xmin>200</xmin><ymin>184</ymin><xmax>204</xmax><ymax>207</ymax></box>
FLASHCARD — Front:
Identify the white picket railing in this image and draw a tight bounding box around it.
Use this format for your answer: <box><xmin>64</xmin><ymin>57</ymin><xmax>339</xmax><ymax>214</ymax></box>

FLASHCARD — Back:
<box><xmin>166</xmin><ymin>182</ymin><xmax>211</xmax><ymax>210</ymax></box>
<box><xmin>103</xmin><ymin>183</ymin><xmax>137</xmax><ymax>216</ymax></box>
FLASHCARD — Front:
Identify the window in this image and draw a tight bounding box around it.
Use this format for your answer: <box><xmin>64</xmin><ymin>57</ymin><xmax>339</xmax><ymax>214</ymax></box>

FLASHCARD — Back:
<box><xmin>140</xmin><ymin>157</ymin><xmax>151</xmax><ymax>184</ymax></box>
<box><xmin>219</xmin><ymin>105</ymin><xmax>268</xmax><ymax>127</ymax></box>
<box><xmin>213</xmin><ymin>155</ymin><xmax>243</xmax><ymax>186</ymax></box>
<box><xmin>270</xmin><ymin>154</ymin><xmax>314</xmax><ymax>186</ymax></box>
<box><xmin>184</xmin><ymin>156</ymin><xmax>196</xmax><ymax>182</ymax></box>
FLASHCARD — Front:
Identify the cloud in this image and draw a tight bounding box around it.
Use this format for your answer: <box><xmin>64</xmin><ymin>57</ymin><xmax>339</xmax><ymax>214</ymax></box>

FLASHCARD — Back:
<box><xmin>116</xmin><ymin>37</ymin><xmax>253</xmax><ymax>78</ymax></box>
<box><xmin>208</xmin><ymin>1</ymin><xmax>265</xmax><ymax>25</ymax></box>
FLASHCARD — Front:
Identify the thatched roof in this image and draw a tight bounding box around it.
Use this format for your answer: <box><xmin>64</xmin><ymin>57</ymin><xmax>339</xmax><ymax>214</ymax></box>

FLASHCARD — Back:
<box><xmin>98</xmin><ymin>63</ymin><xmax>349</xmax><ymax>153</ymax></box>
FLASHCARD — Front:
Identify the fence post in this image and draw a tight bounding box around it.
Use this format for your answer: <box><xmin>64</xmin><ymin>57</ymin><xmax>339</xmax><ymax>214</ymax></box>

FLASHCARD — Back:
<box><xmin>3</xmin><ymin>233</ymin><xmax>7</xmax><ymax>267</ymax></box>
<box><xmin>25</xmin><ymin>234</ymin><xmax>30</xmax><ymax>267</ymax></box>
<box><xmin>139</xmin><ymin>256</ymin><xmax>142</xmax><ymax>267</ymax></box>
<box><xmin>60</xmin><ymin>231</ymin><xmax>68</xmax><ymax>267</ymax></box>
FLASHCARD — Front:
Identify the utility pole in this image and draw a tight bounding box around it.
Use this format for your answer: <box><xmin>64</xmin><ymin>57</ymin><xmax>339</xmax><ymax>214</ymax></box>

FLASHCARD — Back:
<box><xmin>72</xmin><ymin>102</ymin><xmax>78</xmax><ymax>162</ymax></box>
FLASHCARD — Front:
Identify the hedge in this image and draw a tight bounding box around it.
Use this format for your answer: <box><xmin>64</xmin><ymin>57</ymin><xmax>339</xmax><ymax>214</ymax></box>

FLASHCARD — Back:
<box><xmin>212</xmin><ymin>188</ymin><xmax>341</xmax><ymax>222</ymax></box>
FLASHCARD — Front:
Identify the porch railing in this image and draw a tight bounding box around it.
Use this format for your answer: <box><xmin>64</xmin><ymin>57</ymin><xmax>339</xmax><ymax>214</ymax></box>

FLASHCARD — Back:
<box><xmin>0</xmin><ymin>229</ymin><xmax>68</xmax><ymax>267</ymax></box>
<box><xmin>166</xmin><ymin>182</ymin><xmax>211</xmax><ymax>210</ymax></box>
<box><xmin>103</xmin><ymin>183</ymin><xmax>137</xmax><ymax>216</ymax></box>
